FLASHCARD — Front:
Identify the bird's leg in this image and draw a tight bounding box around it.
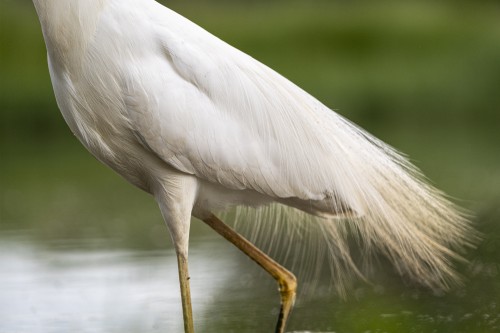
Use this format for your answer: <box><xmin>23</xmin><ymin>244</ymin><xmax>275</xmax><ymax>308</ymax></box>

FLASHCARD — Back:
<box><xmin>202</xmin><ymin>214</ymin><xmax>297</xmax><ymax>333</ymax></box>
<box><xmin>155</xmin><ymin>175</ymin><xmax>199</xmax><ymax>333</ymax></box>
<box><xmin>176</xmin><ymin>251</ymin><xmax>195</xmax><ymax>333</ymax></box>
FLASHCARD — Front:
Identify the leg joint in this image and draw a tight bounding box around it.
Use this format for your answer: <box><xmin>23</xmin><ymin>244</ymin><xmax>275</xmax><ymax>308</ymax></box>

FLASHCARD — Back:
<box><xmin>278</xmin><ymin>272</ymin><xmax>298</xmax><ymax>294</ymax></box>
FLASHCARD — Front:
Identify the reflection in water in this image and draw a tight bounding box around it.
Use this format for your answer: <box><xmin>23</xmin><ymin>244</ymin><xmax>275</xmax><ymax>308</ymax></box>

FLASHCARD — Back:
<box><xmin>1</xmin><ymin>232</ymin><xmax>498</xmax><ymax>333</ymax></box>
<box><xmin>0</xmin><ymin>234</ymin><xmax>240</xmax><ymax>333</ymax></box>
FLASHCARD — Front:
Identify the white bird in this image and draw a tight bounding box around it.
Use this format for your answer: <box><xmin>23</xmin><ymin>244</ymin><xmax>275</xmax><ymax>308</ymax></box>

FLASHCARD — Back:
<box><xmin>32</xmin><ymin>0</ymin><xmax>474</xmax><ymax>332</ymax></box>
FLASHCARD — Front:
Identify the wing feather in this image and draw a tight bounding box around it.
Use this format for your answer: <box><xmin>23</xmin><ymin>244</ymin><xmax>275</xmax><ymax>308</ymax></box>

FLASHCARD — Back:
<box><xmin>118</xmin><ymin>2</ymin><xmax>473</xmax><ymax>291</ymax></box>
<box><xmin>123</xmin><ymin>7</ymin><xmax>351</xmax><ymax>211</ymax></box>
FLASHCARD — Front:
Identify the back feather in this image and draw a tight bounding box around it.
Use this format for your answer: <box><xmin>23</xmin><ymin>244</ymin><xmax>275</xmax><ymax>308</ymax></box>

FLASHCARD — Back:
<box><xmin>226</xmin><ymin>115</ymin><xmax>475</xmax><ymax>295</ymax></box>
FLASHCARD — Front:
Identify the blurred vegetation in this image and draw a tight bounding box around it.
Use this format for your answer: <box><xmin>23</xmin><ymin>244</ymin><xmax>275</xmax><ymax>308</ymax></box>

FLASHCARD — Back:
<box><xmin>0</xmin><ymin>1</ymin><xmax>499</xmax><ymax>331</ymax></box>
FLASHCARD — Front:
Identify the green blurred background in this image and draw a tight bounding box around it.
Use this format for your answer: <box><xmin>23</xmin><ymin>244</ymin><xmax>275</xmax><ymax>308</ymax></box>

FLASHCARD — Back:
<box><xmin>1</xmin><ymin>0</ymin><xmax>499</xmax><ymax>332</ymax></box>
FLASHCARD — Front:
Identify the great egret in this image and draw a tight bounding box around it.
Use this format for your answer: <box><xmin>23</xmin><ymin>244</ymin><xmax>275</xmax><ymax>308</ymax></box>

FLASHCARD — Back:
<box><xmin>32</xmin><ymin>0</ymin><xmax>474</xmax><ymax>332</ymax></box>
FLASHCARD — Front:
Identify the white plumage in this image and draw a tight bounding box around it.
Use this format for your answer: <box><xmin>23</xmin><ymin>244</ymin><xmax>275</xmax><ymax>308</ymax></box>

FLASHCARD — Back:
<box><xmin>33</xmin><ymin>0</ymin><xmax>474</xmax><ymax>331</ymax></box>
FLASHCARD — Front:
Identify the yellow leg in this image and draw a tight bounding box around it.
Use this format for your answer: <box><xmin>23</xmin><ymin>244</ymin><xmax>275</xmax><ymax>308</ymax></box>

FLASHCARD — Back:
<box><xmin>203</xmin><ymin>214</ymin><xmax>297</xmax><ymax>333</ymax></box>
<box><xmin>176</xmin><ymin>252</ymin><xmax>195</xmax><ymax>333</ymax></box>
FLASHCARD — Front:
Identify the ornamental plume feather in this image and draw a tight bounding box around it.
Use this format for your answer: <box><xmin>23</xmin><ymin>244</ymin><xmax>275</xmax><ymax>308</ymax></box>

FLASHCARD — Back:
<box><xmin>228</xmin><ymin>112</ymin><xmax>475</xmax><ymax>295</ymax></box>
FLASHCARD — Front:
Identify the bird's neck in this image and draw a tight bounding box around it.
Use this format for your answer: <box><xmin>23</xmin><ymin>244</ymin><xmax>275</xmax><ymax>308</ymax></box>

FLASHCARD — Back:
<box><xmin>33</xmin><ymin>0</ymin><xmax>107</xmax><ymax>68</ymax></box>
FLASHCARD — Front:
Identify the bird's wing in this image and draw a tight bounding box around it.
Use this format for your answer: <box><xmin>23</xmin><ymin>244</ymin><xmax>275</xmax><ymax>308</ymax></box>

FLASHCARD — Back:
<box><xmin>121</xmin><ymin>6</ymin><xmax>368</xmax><ymax>214</ymax></box>
<box><xmin>119</xmin><ymin>3</ymin><xmax>473</xmax><ymax>291</ymax></box>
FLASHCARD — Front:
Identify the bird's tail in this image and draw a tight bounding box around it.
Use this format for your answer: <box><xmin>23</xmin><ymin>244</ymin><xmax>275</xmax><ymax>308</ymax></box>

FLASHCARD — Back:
<box><xmin>228</xmin><ymin>113</ymin><xmax>477</xmax><ymax>296</ymax></box>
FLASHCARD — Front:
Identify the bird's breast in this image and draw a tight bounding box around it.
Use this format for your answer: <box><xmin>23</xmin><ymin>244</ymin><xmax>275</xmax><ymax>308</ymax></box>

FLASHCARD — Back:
<box><xmin>49</xmin><ymin>53</ymin><xmax>161</xmax><ymax>193</ymax></box>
